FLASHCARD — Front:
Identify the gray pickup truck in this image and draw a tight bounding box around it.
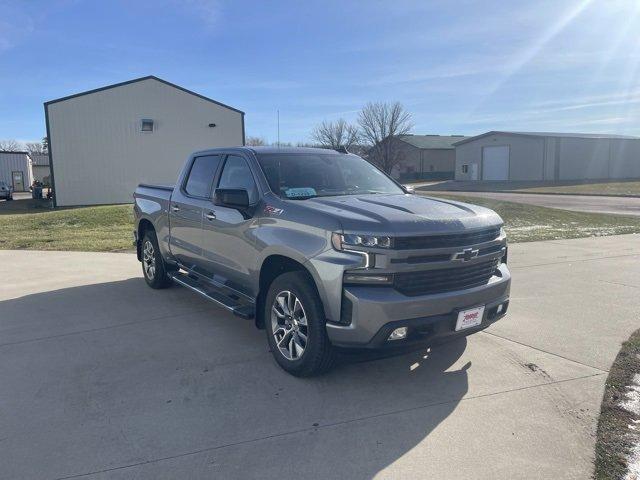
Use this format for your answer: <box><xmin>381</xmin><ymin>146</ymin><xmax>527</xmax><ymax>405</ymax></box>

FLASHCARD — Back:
<box><xmin>134</xmin><ymin>146</ymin><xmax>510</xmax><ymax>376</ymax></box>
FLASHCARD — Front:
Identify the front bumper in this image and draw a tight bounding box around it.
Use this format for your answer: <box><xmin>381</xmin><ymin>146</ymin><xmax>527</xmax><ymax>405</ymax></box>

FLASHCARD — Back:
<box><xmin>326</xmin><ymin>263</ymin><xmax>511</xmax><ymax>348</ymax></box>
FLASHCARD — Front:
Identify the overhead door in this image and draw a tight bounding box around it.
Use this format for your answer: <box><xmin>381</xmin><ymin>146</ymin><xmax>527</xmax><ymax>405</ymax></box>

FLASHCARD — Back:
<box><xmin>482</xmin><ymin>146</ymin><xmax>509</xmax><ymax>180</ymax></box>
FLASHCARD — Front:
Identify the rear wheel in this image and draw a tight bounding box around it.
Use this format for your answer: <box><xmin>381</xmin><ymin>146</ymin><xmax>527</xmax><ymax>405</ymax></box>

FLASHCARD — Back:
<box><xmin>141</xmin><ymin>230</ymin><xmax>172</xmax><ymax>289</ymax></box>
<box><xmin>265</xmin><ymin>271</ymin><xmax>335</xmax><ymax>376</ymax></box>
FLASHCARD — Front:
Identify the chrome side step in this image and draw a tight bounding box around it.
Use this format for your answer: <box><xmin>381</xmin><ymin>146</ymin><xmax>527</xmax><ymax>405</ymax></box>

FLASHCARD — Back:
<box><xmin>168</xmin><ymin>271</ymin><xmax>255</xmax><ymax>319</ymax></box>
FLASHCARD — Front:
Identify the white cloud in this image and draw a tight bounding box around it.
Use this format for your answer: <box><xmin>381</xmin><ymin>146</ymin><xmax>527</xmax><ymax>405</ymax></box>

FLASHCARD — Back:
<box><xmin>179</xmin><ymin>0</ymin><xmax>220</xmax><ymax>28</ymax></box>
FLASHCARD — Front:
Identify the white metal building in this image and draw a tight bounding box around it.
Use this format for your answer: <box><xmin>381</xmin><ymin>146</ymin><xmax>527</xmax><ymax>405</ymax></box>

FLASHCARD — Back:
<box><xmin>45</xmin><ymin>76</ymin><xmax>245</xmax><ymax>206</ymax></box>
<box><xmin>454</xmin><ymin>131</ymin><xmax>640</xmax><ymax>181</ymax></box>
<box><xmin>0</xmin><ymin>151</ymin><xmax>33</xmax><ymax>192</ymax></box>
<box><xmin>30</xmin><ymin>153</ymin><xmax>51</xmax><ymax>186</ymax></box>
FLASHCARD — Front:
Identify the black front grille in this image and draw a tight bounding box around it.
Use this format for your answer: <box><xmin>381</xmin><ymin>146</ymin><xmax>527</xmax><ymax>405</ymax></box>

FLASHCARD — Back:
<box><xmin>394</xmin><ymin>227</ymin><xmax>501</xmax><ymax>250</ymax></box>
<box><xmin>394</xmin><ymin>259</ymin><xmax>500</xmax><ymax>297</ymax></box>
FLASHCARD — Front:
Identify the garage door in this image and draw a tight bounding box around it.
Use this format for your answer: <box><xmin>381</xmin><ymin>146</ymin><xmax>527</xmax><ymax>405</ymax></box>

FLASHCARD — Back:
<box><xmin>482</xmin><ymin>146</ymin><xmax>509</xmax><ymax>180</ymax></box>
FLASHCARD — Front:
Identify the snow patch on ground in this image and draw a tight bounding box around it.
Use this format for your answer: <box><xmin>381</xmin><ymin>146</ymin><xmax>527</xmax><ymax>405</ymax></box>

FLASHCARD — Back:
<box><xmin>621</xmin><ymin>373</ymin><xmax>640</xmax><ymax>480</ymax></box>
<box><xmin>622</xmin><ymin>374</ymin><xmax>640</xmax><ymax>416</ymax></box>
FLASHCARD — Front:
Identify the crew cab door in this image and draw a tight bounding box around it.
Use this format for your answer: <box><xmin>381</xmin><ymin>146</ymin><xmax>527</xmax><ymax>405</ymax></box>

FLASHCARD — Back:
<box><xmin>169</xmin><ymin>154</ymin><xmax>222</xmax><ymax>270</ymax></box>
<box><xmin>200</xmin><ymin>154</ymin><xmax>260</xmax><ymax>297</ymax></box>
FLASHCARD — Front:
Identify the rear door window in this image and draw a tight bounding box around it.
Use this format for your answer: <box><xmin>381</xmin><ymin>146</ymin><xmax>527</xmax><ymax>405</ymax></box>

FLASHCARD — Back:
<box><xmin>184</xmin><ymin>155</ymin><xmax>222</xmax><ymax>197</ymax></box>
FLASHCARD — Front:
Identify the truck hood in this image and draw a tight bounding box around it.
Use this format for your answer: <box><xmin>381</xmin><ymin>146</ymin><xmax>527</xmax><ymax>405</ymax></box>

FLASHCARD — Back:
<box><xmin>300</xmin><ymin>193</ymin><xmax>502</xmax><ymax>235</ymax></box>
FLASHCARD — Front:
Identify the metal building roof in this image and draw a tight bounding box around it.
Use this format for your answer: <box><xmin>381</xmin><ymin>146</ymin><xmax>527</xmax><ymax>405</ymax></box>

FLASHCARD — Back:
<box><xmin>453</xmin><ymin>131</ymin><xmax>640</xmax><ymax>145</ymax></box>
<box><xmin>44</xmin><ymin>75</ymin><xmax>244</xmax><ymax>114</ymax></box>
<box><xmin>29</xmin><ymin>153</ymin><xmax>50</xmax><ymax>166</ymax></box>
<box><xmin>397</xmin><ymin>134</ymin><xmax>469</xmax><ymax>150</ymax></box>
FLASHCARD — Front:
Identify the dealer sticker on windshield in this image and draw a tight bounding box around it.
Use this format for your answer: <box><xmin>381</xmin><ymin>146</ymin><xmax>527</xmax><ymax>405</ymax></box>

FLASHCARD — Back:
<box><xmin>455</xmin><ymin>305</ymin><xmax>485</xmax><ymax>331</ymax></box>
<box><xmin>284</xmin><ymin>187</ymin><xmax>316</xmax><ymax>198</ymax></box>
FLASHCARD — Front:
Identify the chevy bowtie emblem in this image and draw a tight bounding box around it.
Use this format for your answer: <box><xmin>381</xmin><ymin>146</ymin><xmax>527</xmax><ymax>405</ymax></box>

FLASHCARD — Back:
<box><xmin>452</xmin><ymin>248</ymin><xmax>479</xmax><ymax>262</ymax></box>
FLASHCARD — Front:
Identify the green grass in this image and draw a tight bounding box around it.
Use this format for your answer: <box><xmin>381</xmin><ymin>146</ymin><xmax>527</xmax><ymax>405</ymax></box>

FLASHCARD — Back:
<box><xmin>594</xmin><ymin>329</ymin><xmax>640</xmax><ymax>480</ymax></box>
<box><xmin>513</xmin><ymin>180</ymin><xmax>640</xmax><ymax>196</ymax></box>
<box><xmin>0</xmin><ymin>203</ymin><xmax>134</xmax><ymax>252</ymax></box>
<box><xmin>426</xmin><ymin>193</ymin><xmax>640</xmax><ymax>242</ymax></box>
<box><xmin>2</xmin><ymin>193</ymin><xmax>640</xmax><ymax>252</ymax></box>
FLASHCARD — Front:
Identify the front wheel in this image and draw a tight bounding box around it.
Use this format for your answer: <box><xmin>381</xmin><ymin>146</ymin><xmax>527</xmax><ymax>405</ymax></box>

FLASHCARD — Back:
<box><xmin>141</xmin><ymin>230</ymin><xmax>172</xmax><ymax>289</ymax></box>
<box><xmin>265</xmin><ymin>271</ymin><xmax>335</xmax><ymax>377</ymax></box>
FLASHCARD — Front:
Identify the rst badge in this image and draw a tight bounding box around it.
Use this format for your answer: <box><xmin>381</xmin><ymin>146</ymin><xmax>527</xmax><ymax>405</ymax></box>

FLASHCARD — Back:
<box><xmin>264</xmin><ymin>205</ymin><xmax>284</xmax><ymax>216</ymax></box>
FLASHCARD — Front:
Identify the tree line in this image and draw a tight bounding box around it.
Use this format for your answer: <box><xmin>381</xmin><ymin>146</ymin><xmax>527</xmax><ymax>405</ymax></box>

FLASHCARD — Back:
<box><xmin>0</xmin><ymin>137</ymin><xmax>48</xmax><ymax>155</ymax></box>
<box><xmin>247</xmin><ymin>101</ymin><xmax>413</xmax><ymax>174</ymax></box>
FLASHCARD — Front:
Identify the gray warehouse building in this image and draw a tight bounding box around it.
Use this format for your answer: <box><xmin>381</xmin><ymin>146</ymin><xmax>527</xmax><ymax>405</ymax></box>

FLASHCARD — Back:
<box><xmin>393</xmin><ymin>134</ymin><xmax>468</xmax><ymax>181</ymax></box>
<box><xmin>30</xmin><ymin>153</ymin><xmax>51</xmax><ymax>186</ymax></box>
<box><xmin>45</xmin><ymin>76</ymin><xmax>245</xmax><ymax>206</ymax></box>
<box><xmin>0</xmin><ymin>151</ymin><xmax>33</xmax><ymax>192</ymax></box>
<box><xmin>454</xmin><ymin>131</ymin><xmax>640</xmax><ymax>181</ymax></box>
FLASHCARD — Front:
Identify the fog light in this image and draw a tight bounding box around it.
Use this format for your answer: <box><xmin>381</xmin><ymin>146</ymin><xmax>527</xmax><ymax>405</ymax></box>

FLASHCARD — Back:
<box><xmin>388</xmin><ymin>327</ymin><xmax>408</xmax><ymax>341</ymax></box>
<box><xmin>496</xmin><ymin>304</ymin><xmax>504</xmax><ymax>314</ymax></box>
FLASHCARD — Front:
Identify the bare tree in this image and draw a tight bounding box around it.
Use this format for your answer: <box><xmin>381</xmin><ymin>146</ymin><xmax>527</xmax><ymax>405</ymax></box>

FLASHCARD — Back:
<box><xmin>246</xmin><ymin>136</ymin><xmax>266</xmax><ymax>146</ymax></box>
<box><xmin>25</xmin><ymin>142</ymin><xmax>46</xmax><ymax>155</ymax></box>
<box><xmin>357</xmin><ymin>102</ymin><xmax>413</xmax><ymax>174</ymax></box>
<box><xmin>42</xmin><ymin>136</ymin><xmax>49</xmax><ymax>153</ymax></box>
<box><xmin>311</xmin><ymin>118</ymin><xmax>359</xmax><ymax>150</ymax></box>
<box><xmin>0</xmin><ymin>139</ymin><xmax>22</xmax><ymax>151</ymax></box>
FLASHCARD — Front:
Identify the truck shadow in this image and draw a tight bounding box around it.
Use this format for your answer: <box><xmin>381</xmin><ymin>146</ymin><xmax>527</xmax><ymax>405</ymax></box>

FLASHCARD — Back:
<box><xmin>0</xmin><ymin>277</ymin><xmax>470</xmax><ymax>479</ymax></box>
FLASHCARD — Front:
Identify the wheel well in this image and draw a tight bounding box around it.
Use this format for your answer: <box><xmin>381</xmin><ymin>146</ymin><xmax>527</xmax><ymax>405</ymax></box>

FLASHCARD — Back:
<box><xmin>256</xmin><ymin>255</ymin><xmax>317</xmax><ymax>329</ymax></box>
<box><xmin>136</xmin><ymin>219</ymin><xmax>154</xmax><ymax>261</ymax></box>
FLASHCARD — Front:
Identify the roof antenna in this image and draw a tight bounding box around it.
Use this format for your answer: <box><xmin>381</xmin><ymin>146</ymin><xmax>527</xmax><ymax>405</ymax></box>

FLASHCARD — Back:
<box><xmin>335</xmin><ymin>146</ymin><xmax>349</xmax><ymax>154</ymax></box>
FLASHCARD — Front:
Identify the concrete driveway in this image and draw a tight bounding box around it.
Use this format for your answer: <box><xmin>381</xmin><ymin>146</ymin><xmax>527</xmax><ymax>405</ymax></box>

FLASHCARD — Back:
<box><xmin>424</xmin><ymin>190</ymin><xmax>640</xmax><ymax>216</ymax></box>
<box><xmin>1</xmin><ymin>235</ymin><xmax>639</xmax><ymax>479</ymax></box>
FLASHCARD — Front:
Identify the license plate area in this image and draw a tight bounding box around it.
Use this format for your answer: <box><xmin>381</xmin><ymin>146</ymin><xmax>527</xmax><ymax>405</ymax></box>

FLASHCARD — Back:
<box><xmin>455</xmin><ymin>305</ymin><xmax>485</xmax><ymax>331</ymax></box>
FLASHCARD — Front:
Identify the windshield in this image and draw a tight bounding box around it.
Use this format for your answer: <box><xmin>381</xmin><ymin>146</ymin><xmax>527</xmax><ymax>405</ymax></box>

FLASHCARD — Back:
<box><xmin>256</xmin><ymin>153</ymin><xmax>403</xmax><ymax>199</ymax></box>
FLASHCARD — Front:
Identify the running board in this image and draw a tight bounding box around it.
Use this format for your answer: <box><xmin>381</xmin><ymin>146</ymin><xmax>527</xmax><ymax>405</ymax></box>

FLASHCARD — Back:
<box><xmin>168</xmin><ymin>271</ymin><xmax>255</xmax><ymax>319</ymax></box>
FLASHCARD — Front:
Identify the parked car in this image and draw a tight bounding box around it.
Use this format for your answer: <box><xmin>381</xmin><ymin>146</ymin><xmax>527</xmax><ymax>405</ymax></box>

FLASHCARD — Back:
<box><xmin>0</xmin><ymin>181</ymin><xmax>13</xmax><ymax>201</ymax></box>
<box><xmin>133</xmin><ymin>147</ymin><xmax>511</xmax><ymax>376</ymax></box>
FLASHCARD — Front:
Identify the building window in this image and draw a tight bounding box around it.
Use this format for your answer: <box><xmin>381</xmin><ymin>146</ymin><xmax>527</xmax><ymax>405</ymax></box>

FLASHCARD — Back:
<box><xmin>462</xmin><ymin>164</ymin><xmax>469</xmax><ymax>173</ymax></box>
<box><xmin>141</xmin><ymin>119</ymin><xmax>154</xmax><ymax>132</ymax></box>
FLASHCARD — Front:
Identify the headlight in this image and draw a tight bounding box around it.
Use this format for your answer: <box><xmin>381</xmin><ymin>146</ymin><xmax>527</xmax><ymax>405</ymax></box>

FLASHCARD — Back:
<box><xmin>331</xmin><ymin>233</ymin><xmax>391</xmax><ymax>250</ymax></box>
<box><xmin>500</xmin><ymin>226</ymin><xmax>506</xmax><ymax>238</ymax></box>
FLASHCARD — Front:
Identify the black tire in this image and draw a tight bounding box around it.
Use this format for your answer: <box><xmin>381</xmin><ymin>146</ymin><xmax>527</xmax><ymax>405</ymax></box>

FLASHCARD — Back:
<box><xmin>264</xmin><ymin>271</ymin><xmax>335</xmax><ymax>377</ymax></box>
<box><xmin>141</xmin><ymin>230</ymin><xmax>172</xmax><ymax>289</ymax></box>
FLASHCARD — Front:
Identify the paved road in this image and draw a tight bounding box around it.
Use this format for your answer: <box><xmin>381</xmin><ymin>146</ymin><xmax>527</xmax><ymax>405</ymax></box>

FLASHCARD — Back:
<box><xmin>1</xmin><ymin>235</ymin><xmax>639</xmax><ymax>479</ymax></box>
<box><xmin>424</xmin><ymin>190</ymin><xmax>640</xmax><ymax>216</ymax></box>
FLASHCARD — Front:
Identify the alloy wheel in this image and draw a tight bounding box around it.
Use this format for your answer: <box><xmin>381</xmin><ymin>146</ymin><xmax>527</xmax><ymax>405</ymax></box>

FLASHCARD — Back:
<box><xmin>142</xmin><ymin>240</ymin><xmax>156</xmax><ymax>280</ymax></box>
<box><xmin>271</xmin><ymin>290</ymin><xmax>308</xmax><ymax>361</ymax></box>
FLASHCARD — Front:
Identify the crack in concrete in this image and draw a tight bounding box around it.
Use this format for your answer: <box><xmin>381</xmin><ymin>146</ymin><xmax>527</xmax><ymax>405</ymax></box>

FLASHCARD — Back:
<box><xmin>0</xmin><ymin>309</ymin><xmax>210</xmax><ymax>349</ymax></box>
<box><xmin>53</xmin><ymin>372</ymin><xmax>606</xmax><ymax>480</ymax></box>
<box><xmin>509</xmin><ymin>253</ymin><xmax>640</xmax><ymax>270</ymax></box>
<box><xmin>482</xmin><ymin>330</ymin><xmax>608</xmax><ymax>373</ymax></box>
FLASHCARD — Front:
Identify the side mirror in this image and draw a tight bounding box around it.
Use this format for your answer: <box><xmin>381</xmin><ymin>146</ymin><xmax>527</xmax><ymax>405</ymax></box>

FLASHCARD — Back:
<box><xmin>402</xmin><ymin>184</ymin><xmax>415</xmax><ymax>194</ymax></box>
<box><xmin>214</xmin><ymin>188</ymin><xmax>250</xmax><ymax>209</ymax></box>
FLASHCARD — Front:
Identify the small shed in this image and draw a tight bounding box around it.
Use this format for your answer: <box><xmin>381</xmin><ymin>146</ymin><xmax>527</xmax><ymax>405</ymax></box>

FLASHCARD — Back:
<box><xmin>0</xmin><ymin>151</ymin><xmax>33</xmax><ymax>191</ymax></box>
<box><xmin>30</xmin><ymin>153</ymin><xmax>51</xmax><ymax>186</ymax></box>
<box><xmin>454</xmin><ymin>131</ymin><xmax>640</xmax><ymax>181</ymax></box>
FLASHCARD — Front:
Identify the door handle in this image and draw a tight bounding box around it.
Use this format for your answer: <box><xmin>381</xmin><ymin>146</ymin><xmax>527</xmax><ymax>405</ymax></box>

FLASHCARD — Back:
<box><xmin>171</xmin><ymin>205</ymin><xmax>180</xmax><ymax>212</ymax></box>
<box><xmin>205</xmin><ymin>211</ymin><xmax>216</xmax><ymax>221</ymax></box>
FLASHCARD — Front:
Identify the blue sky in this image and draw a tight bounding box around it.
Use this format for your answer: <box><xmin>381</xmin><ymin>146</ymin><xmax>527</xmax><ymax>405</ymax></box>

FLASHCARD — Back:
<box><xmin>1</xmin><ymin>0</ymin><xmax>640</xmax><ymax>144</ymax></box>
